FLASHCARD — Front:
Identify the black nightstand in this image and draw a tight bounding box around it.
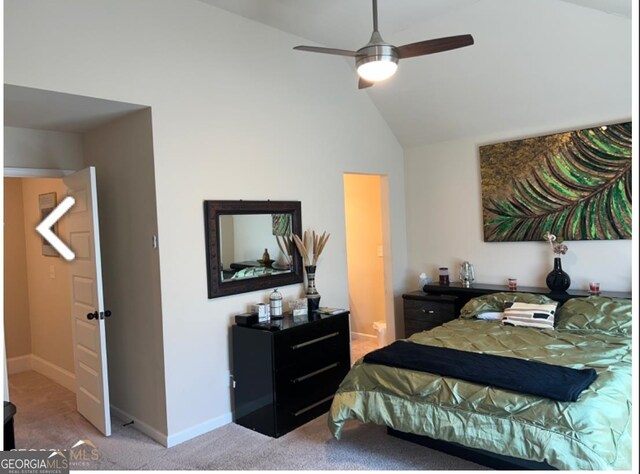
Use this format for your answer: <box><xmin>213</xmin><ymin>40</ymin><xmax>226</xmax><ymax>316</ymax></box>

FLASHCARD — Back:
<box><xmin>402</xmin><ymin>292</ymin><xmax>458</xmax><ymax>338</ymax></box>
<box><xmin>231</xmin><ymin>311</ymin><xmax>350</xmax><ymax>437</ymax></box>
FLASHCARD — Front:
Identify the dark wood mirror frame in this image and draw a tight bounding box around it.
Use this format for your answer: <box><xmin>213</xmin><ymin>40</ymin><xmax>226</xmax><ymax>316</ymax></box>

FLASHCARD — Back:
<box><xmin>204</xmin><ymin>200</ymin><xmax>303</xmax><ymax>298</ymax></box>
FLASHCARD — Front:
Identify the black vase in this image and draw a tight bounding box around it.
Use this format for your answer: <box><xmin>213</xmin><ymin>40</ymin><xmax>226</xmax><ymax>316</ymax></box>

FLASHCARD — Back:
<box><xmin>546</xmin><ymin>257</ymin><xmax>570</xmax><ymax>292</ymax></box>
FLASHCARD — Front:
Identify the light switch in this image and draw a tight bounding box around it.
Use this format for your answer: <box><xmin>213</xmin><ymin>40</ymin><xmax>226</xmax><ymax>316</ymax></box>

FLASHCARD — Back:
<box><xmin>377</xmin><ymin>245</ymin><xmax>384</xmax><ymax>257</ymax></box>
<box><xmin>49</xmin><ymin>265</ymin><xmax>56</xmax><ymax>279</ymax></box>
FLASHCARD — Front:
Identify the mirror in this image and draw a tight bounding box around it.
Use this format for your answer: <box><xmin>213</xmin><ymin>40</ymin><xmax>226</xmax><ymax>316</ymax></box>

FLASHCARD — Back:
<box><xmin>204</xmin><ymin>200</ymin><xmax>303</xmax><ymax>298</ymax></box>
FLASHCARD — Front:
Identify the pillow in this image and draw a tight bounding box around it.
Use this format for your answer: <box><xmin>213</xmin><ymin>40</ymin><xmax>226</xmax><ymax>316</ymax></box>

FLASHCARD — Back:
<box><xmin>476</xmin><ymin>311</ymin><xmax>504</xmax><ymax>320</ymax></box>
<box><xmin>555</xmin><ymin>296</ymin><xmax>632</xmax><ymax>336</ymax></box>
<box><xmin>459</xmin><ymin>292</ymin><xmax>556</xmax><ymax>319</ymax></box>
<box><xmin>501</xmin><ymin>302</ymin><xmax>557</xmax><ymax>329</ymax></box>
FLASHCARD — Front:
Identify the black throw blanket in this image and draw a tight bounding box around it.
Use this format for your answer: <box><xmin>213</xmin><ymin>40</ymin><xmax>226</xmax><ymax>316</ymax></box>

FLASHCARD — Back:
<box><xmin>363</xmin><ymin>341</ymin><xmax>597</xmax><ymax>402</ymax></box>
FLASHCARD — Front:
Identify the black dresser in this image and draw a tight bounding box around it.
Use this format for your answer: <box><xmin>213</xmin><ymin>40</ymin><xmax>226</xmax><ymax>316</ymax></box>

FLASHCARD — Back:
<box><xmin>403</xmin><ymin>282</ymin><xmax>631</xmax><ymax>338</ymax></box>
<box><xmin>231</xmin><ymin>311</ymin><xmax>350</xmax><ymax>437</ymax></box>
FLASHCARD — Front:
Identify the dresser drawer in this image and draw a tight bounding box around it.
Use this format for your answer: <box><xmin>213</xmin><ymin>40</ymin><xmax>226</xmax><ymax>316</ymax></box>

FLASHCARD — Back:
<box><xmin>404</xmin><ymin>319</ymin><xmax>444</xmax><ymax>337</ymax></box>
<box><xmin>274</xmin><ymin>361</ymin><xmax>346</xmax><ymax>437</ymax></box>
<box><xmin>404</xmin><ymin>299</ymin><xmax>455</xmax><ymax>321</ymax></box>
<box><xmin>274</xmin><ymin>315</ymin><xmax>349</xmax><ymax>369</ymax></box>
<box><xmin>403</xmin><ymin>298</ymin><xmax>456</xmax><ymax>338</ymax></box>
<box><xmin>274</xmin><ymin>392</ymin><xmax>336</xmax><ymax>437</ymax></box>
<box><xmin>275</xmin><ymin>357</ymin><xmax>348</xmax><ymax>412</ymax></box>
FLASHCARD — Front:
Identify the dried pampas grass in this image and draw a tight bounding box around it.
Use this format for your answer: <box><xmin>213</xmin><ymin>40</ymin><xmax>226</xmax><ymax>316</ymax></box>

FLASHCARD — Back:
<box><xmin>276</xmin><ymin>235</ymin><xmax>294</xmax><ymax>265</ymax></box>
<box><xmin>292</xmin><ymin>230</ymin><xmax>330</xmax><ymax>266</ymax></box>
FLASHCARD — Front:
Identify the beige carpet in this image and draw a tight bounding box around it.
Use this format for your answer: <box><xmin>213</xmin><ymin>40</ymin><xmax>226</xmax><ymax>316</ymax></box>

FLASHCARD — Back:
<box><xmin>350</xmin><ymin>337</ymin><xmax>380</xmax><ymax>363</ymax></box>
<box><xmin>9</xmin><ymin>371</ymin><xmax>485</xmax><ymax>470</ymax></box>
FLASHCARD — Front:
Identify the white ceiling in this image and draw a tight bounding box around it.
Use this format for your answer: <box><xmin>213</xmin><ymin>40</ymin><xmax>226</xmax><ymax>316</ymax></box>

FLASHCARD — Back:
<box><xmin>200</xmin><ymin>0</ymin><xmax>630</xmax><ymax>48</ymax></box>
<box><xmin>200</xmin><ymin>0</ymin><xmax>632</xmax><ymax>147</ymax></box>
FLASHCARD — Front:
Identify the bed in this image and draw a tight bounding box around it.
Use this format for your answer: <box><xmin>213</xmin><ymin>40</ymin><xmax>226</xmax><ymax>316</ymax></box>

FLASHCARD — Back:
<box><xmin>328</xmin><ymin>293</ymin><xmax>632</xmax><ymax>470</ymax></box>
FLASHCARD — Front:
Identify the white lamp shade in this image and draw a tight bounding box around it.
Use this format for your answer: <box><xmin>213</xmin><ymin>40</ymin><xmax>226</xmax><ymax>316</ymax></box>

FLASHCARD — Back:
<box><xmin>357</xmin><ymin>60</ymin><xmax>398</xmax><ymax>82</ymax></box>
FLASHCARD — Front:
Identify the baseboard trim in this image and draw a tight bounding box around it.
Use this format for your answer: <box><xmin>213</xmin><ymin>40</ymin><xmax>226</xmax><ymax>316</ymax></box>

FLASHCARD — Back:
<box><xmin>110</xmin><ymin>404</ymin><xmax>168</xmax><ymax>447</ymax></box>
<box><xmin>6</xmin><ymin>355</ymin><xmax>32</xmax><ymax>374</ymax></box>
<box><xmin>166</xmin><ymin>412</ymin><xmax>233</xmax><ymax>448</ymax></box>
<box><xmin>351</xmin><ymin>331</ymin><xmax>377</xmax><ymax>341</ymax></box>
<box><xmin>31</xmin><ymin>355</ymin><xmax>76</xmax><ymax>392</ymax></box>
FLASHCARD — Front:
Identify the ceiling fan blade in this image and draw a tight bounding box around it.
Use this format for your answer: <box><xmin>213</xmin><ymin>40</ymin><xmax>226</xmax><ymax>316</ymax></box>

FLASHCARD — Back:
<box><xmin>397</xmin><ymin>34</ymin><xmax>474</xmax><ymax>59</ymax></box>
<box><xmin>293</xmin><ymin>45</ymin><xmax>359</xmax><ymax>57</ymax></box>
<box><xmin>358</xmin><ymin>77</ymin><xmax>374</xmax><ymax>90</ymax></box>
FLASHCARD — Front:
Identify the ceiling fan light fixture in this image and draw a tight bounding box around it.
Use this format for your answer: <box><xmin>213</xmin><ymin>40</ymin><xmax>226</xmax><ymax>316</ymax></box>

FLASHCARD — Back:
<box><xmin>292</xmin><ymin>0</ymin><xmax>474</xmax><ymax>89</ymax></box>
<box><xmin>356</xmin><ymin>42</ymin><xmax>399</xmax><ymax>82</ymax></box>
<box><xmin>357</xmin><ymin>58</ymin><xmax>398</xmax><ymax>82</ymax></box>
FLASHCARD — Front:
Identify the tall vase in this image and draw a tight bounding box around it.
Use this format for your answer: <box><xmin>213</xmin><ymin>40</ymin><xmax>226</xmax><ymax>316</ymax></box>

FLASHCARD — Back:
<box><xmin>546</xmin><ymin>257</ymin><xmax>571</xmax><ymax>292</ymax></box>
<box><xmin>305</xmin><ymin>265</ymin><xmax>318</xmax><ymax>295</ymax></box>
<box><xmin>305</xmin><ymin>265</ymin><xmax>321</xmax><ymax>312</ymax></box>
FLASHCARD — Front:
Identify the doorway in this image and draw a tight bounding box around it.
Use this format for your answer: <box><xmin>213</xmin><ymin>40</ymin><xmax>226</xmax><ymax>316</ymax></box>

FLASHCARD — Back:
<box><xmin>343</xmin><ymin>173</ymin><xmax>393</xmax><ymax>362</ymax></box>
<box><xmin>4</xmin><ymin>177</ymin><xmax>75</xmax><ymax>388</ymax></box>
<box><xmin>4</xmin><ymin>171</ymin><xmax>111</xmax><ymax>439</ymax></box>
<box><xmin>4</xmin><ymin>175</ymin><xmax>80</xmax><ymax>433</ymax></box>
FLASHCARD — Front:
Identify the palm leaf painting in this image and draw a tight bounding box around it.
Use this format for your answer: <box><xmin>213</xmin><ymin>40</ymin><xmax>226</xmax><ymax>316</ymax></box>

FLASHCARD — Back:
<box><xmin>480</xmin><ymin>122</ymin><xmax>631</xmax><ymax>242</ymax></box>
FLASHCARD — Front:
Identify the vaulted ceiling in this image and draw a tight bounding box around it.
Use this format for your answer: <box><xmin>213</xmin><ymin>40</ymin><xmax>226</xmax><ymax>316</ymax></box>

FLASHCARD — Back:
<box><xmin>200</xmin><ymin>0</ymin><xmax>632</xmax><ymax>148</ymax></box>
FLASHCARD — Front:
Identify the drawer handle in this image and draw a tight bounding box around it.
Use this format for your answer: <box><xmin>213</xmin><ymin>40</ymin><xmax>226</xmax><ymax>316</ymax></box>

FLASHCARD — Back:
<box><xmin>421</xmin><ymin>309</ymin><xmax>435</xmax><ymax>314</ymax></box>
<box><xmin>291</xmin><ymin>332</ymin><xmax>339</xmax><ymax>350</ymax></box>
<box><xmin>291</xmin><ymin>363</ymin><xmax>339</xmax><ymax>384</ymax></box>
<box><xmin>292</xmin><ymin>395</ymin><xmax>334</xmax><ymax>417</ymax></box>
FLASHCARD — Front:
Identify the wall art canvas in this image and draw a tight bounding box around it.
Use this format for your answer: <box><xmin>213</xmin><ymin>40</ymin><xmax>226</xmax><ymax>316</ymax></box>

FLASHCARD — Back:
<box><xmin>271</xmin><ymin>213</ymin><xmax>291</xmax><ymax>236</ymax></box>
<box><xmin>38</xmin><ymin>192</ymin><xmax>58</xmax><ymax>256</ymax></box>
<box><xmin>479</xmin><ymin>122</ymin><xmax>632</xmax><ymax>242</ymax></box>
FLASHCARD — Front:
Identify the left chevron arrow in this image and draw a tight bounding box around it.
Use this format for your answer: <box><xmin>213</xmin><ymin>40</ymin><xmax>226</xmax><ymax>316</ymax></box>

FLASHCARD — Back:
<box><xmin>36</xmin><ymin>196</ymin><xmax>76</xmax><ymax>261</ymax></box>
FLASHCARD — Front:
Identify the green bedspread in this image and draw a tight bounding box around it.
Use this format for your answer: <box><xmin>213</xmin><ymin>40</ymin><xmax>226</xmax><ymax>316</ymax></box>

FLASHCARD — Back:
<box><xmin>328</xmin><ymin>319</ymin><xmax>631</xmax><ymax>470</ymax></box>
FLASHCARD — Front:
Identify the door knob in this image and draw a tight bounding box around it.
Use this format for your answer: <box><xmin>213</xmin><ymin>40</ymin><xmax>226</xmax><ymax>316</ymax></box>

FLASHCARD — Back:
<box><xmin>86</xmin><ymin>310</ymin><xmax>112</xmax><ymax>320</ymax></box>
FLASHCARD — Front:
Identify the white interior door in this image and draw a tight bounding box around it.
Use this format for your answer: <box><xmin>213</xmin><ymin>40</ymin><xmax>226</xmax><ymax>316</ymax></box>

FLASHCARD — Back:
<box><xmin>63</xmin><ymin>166</ymin><xmax>111</xmax><ymax>436</ymax></box>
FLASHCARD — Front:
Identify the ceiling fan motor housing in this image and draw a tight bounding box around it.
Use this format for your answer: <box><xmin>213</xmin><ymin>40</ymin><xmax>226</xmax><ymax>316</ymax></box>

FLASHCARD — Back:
<box><xmin>356</xmin><ymin>43</ymin><xmax>399</xmax><ymax>68</ymax></box>
<box><xmin>356</xmin><ymin>32</ymin><xmax>399</xmax><ymax>82</ymax></box>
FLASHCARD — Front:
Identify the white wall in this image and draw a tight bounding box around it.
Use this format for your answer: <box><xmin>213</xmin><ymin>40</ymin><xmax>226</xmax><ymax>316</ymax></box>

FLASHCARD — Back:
<box><xmin>83</xmin><ymin>109</ymin><xmax>168</xmax><ymax>441</ymax></box>
<box><xmin>231</xmin><ymin>214</ymin><xmax>275</xmax><ymax>262</ymax></box>
<box><xmin>405</xmin><ymin>128</ymin><xmax>632</xmax><ymax>293</ymax></box>
<box><xmin>4</xmin><ymin>126</ymin><xmax>83</xmax><ymax>170</ymax></box>
<box><xmin>4</xmin><ymin>0</ymin><xmax>407</xmax><ymax>444</ymax></box>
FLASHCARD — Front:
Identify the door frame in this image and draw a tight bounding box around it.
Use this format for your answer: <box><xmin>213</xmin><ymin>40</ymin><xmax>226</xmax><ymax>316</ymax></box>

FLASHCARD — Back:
<box><xmin>4</xmin><ymin>167</ymin><xmax>75</xmax><ymax>178</ymax></box>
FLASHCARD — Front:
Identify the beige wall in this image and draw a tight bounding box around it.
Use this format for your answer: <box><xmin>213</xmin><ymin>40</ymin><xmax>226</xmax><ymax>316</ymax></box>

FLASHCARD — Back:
<box><xmin>83</xmin><ymin>109</ymin><xmax>167</xmax><ymax>437</ymax></box>
<box><xmin>20</xmin><ymin>178</ymin><xmax>75</xmax><ymax>373</ymax></box>
<box><xmin>344</xmin><ymin>174</ymin><xmax>386</xmax><ymax>338</ymax></box>
<box><xmin>3</xmin><ymin>178</ymin><xmax>32</xmax><ymax>359</ymax></box>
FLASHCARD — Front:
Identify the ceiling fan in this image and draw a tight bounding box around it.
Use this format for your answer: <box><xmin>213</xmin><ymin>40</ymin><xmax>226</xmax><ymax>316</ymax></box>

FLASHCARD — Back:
<box><xmin>293</xmin><ymin>0</ymin><xmax>474</xmax><ymax>89</ymax></box>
